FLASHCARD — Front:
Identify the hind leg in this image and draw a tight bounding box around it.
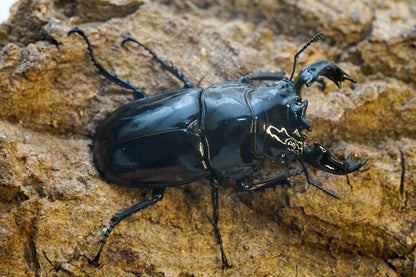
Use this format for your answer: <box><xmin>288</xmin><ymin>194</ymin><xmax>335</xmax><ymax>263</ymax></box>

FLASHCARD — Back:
<box><xmin>90</xmin><ymin>188</ymin><xmax>165</xmax><ymax>265</ymax></box>
<box><xmin>68</xmin><ymin>27</ymin><xmax>146</xmax><ymax>100</ymax></box>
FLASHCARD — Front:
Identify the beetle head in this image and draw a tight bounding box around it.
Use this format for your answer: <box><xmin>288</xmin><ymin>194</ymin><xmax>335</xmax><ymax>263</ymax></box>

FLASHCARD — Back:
<box><xmin>250</xmin><ymin>79</ymin><xmax>311</xmax><ymax>162</ymax></box>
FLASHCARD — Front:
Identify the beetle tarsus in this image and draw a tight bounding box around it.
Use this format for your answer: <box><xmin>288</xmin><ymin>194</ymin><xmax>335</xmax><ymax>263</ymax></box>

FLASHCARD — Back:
<box><xmin>68</xmin><ymin>27</ymin><xmax>146</xmax><ymax>99</ymax></box>
<box><xmin>89</xmin><ymin>188</ymin><xmax>165</xmax><ymax>265</ymax></box>
<box><xmin>122</xmin><ymin>34</ymin><xmax>194</xmax><ymax>89</ymax></box>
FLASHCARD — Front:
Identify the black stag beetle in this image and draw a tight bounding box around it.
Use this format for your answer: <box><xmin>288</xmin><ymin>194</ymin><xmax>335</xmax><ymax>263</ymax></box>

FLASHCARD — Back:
<box><xmin>68</xmin><ymin>27</ymin><xmax>367</xmax><ymax>268</ymax></box>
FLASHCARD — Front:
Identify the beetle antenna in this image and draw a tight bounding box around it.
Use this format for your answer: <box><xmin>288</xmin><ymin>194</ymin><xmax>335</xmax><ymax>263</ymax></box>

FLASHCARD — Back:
<box><xmin>289</xmin><ymin>32</ymin><xmax>325</xmax><ymax>82</ymax></box>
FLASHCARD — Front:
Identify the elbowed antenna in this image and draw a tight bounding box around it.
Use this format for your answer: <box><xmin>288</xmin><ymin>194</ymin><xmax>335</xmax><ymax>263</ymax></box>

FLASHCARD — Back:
<box><xmin>289</xmin><ymin>32</ymin><xmax>325</xmax><ymax>82</ymax></box>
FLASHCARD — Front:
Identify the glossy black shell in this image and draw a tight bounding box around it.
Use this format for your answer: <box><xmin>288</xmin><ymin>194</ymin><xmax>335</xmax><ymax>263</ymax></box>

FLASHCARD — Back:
<box><xmin>93</xmin><ymin>82</ymin><xmax>271</xmax><ymax>187</ymax></box>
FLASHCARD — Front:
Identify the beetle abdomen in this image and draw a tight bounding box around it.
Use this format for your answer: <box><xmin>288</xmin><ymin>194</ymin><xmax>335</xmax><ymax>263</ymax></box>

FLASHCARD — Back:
<box><xmin>93</xmin><ymin>88</ymin><xmax>208</xmax><ymax>187</ymax></box>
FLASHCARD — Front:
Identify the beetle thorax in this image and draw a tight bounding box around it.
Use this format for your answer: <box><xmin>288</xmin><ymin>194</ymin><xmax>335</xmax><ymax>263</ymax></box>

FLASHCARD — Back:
<box><xmin>249</xmin><ymin>80</ymin><xmax>311</xmax><ymax>163</ymax></box>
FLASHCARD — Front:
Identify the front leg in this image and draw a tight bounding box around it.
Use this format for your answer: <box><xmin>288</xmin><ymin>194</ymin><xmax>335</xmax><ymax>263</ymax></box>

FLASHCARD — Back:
<box><xmin>237</xmin><ymin>70</ymin><xmax>285</xmax><ymax>85</ymax></box>
<box><xmin>239</xmin><ymin>170</ymin><xmax>303</xmax><ymax>192</ymax></box>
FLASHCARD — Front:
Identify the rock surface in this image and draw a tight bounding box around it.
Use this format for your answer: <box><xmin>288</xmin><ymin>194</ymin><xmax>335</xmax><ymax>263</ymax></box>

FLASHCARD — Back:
<box><xmin>0</xmin><ymin>0</ymin><xmax>415</xmax><ymax>276</ymax></box>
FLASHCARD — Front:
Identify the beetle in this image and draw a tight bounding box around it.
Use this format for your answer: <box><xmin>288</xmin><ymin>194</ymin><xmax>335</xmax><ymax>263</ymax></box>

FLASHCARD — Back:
<box><xmin>68</xmin><ymin>27</ymin><xmax>367</xmax><ymax>268</ymax></box>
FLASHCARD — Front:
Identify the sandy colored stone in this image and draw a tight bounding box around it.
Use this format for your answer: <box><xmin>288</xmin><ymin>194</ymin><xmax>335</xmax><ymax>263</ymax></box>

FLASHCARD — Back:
<box><xmin>0</xmin><ymin>0</ymin><xmax>415</xmax><ymax>276</ymax></box>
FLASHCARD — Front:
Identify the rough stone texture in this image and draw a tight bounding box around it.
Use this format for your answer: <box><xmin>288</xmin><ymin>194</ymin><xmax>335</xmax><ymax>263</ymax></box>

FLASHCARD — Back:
<box><xmin>0</xmin><ymin>0</ymin><xmax>415</xmax><ymax>276</ymax></box>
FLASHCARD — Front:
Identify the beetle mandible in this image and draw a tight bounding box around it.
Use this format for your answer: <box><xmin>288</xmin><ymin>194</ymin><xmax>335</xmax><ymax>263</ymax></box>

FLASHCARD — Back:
<box><xmin>68</xmin><ymin>27</ymin><xmax>367</xmax><ymax>268</ymax></box>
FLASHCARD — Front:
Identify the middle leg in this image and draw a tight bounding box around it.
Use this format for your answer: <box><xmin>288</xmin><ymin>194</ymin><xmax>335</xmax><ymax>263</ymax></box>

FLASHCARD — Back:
<box><xmin>210</xmin><ymin>178</ymin><xmax>232</xmax><ymax>269</ymax></box>
<box><xmin>90</xmin><ymin>188</ymin><xmax>165</xmax><ymax>265</ymax></box>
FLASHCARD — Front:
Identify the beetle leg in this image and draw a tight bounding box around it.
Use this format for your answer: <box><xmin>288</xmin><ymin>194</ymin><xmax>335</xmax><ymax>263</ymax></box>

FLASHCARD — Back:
<box><xmin>122</xmin><ymin>35</ymin><xmax>194</xmax><ymax>89</ymax></box>
<box><xmin>68</xmin><ymin>27</ymin><xmax>146</xmax><ymax>100</ymax></box>
<box><xmin>210</xmin><ymin>178</ymin><xmax>232</xmax><ymax>269</ymax></box>
<box><xmin>90</xmin><ymin>188</ymin><xmax>165</xmax><ymax>266</ymax></box>
<box><xmin>239</xmin><ymin>170</ymin><xmax>303</xmax><ymax>192</ymax></box>
<box><xmin>237</xmin><ymin>70</ymin><xmax>285</xmax><ymax>85</ymax></box>
<box><xmin>297</xmin><ymin>157</ymin><xmax>342</xmax><ymax>199</ymax></box>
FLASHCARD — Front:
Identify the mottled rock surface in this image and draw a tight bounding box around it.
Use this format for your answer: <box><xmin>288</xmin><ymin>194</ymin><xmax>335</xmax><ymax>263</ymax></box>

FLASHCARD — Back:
<box><xmin>0</xmin><ymin>0</ymin><xmax>415</xmax><ymax>276</ymax></box>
